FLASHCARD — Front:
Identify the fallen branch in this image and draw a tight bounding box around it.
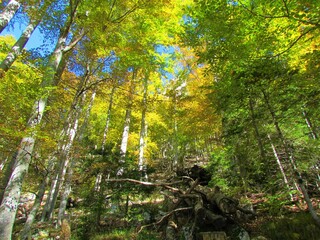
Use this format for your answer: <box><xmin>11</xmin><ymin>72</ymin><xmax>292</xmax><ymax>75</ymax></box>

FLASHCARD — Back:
<box><xmin>137</xmin><ymin>207</ymin><xmax>193</xmax><ymax>233</ymax></box>
<box><xmin>105</xmin><ymin>178</ymin><xmax>185</xmax><ymax>192</ymax></box>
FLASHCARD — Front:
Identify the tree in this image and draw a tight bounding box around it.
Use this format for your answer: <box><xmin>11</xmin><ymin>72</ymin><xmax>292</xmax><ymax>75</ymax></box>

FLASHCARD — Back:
<box><xmin>0</xmin><ymin>0</ymin><xmax>20</xmax><ymax>33</ymax></box>
<box><xmin>0</xmin><ymin>1</ymin><xmax>83</xmax><ymax>238</ymax></box>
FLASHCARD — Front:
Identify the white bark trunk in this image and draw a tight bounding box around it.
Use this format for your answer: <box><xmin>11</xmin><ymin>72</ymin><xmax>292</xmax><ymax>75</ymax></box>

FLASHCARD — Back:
<box><xmin>0</xmin><ymin>97</ymin><xmax>46</xmax><ymax>239</ymax></box>
<box><xmin>57</xmin><ymin>163</ymin><xmax>73</xmax><ymax>226</ymax></box>
<box><xmin>268</xmin><ymin>134</ymin><xmax>294</xmax><ymax>201</ymax></box>
<box><xmin>20</xmin><ymin>167</ymin><xmax>50</xmax><ymax>240</ymax></box>
<box><xmin>118</xmin><ymin>72</ymin><xmax>136</xmax><ymax>176</ymax></box>
<box><xmin>0</xmin><ymin>137</ymin><xmax>34</xmax><ymax>240</ymax></box>
<box><xmin>42</xmin><ymin>69</ymin><xmax>90</xmax><ymax>221</ymax></box>
<box><xmin>0</xmin><ymin>1</ymin><xmax>51</xmax><ymax>71</ymax></box>
<box><xmin>138</xmin><ymin>76</ymin><xmax>148</xmax><ymax>179</ymax></box>
<box><xmin>0</xmin><ymin>5</ymin><xmax>82</xmax><ymax>235</ymax></box>
<box><xmin>119</xmin><ymin>109</ymin><xmax>131</xmax><ymax>160</ymax></box>
<box><xmin>0</xmin><ymin>0</ymin><xmax>20</xmax><ymax>33</ymax></box>
<box><xmin>302</xmin><ymin>110</ymin><xmax>318</xmax><ymax>139</ymax></box>
<box><xmin>101</xmin><ymin>87</ymin><xmax>115</xmax><ymax>152</ymax></box>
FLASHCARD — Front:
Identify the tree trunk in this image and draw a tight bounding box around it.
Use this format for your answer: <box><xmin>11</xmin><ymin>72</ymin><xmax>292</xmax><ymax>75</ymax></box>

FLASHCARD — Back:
<box><xmin>101</xmin><ymin>86</ymin><xmax>116</xmax><ymax>152</ymax></box>
<box><xmin>0</xmin><ymin>4</ymin><xmax>82</xmax><ymax>235</ymax></box>
<box><xmin>262</xmin><ymin>89</ymin><xmax>320</xmax><ymax>226</ymax></box>
<box><xmin>248</xmin><ymin>95</ymin><xmax>267</xmax><ymax>162</ymax></box>
<box><xmin>118</xmin><ymin>71</ymin><xmax>136</xmax><ymax>176</ymax></box>
<box><xmin>42</xmin><ymin>91</ymin><xmax>85</xmax><ymax>221</ymax></box>
<box><xmin>302</xmin><ymin>110</ymin><xmax>318</xmax><ymax>140</ymax></box>
<box><xmin>0</xmin><ymin>1</ymin><xmax>51</xmax><ymax>71</ymax></box>
<box><xmin>268</xmin><ymin>134</ymin><xmax>294</xmax><ymax>201</ymax></box>
<box><xmin>138</xmin><ymin>75</ymin><xmax>148</xmax><ymax>180</ymax></box>
<box><xmin>20</xmin><ymin>168</ymin><xmax>51</xmax><ymax>240</ymax></box>
<box><xmin>57</xmin><ymin>163</ymin><xmax>73</xmax><ymax>226</ymax></box>
<box><xmin>0</xmin><ymin>0</ymin><xmax>20</xmax><ymax>34</ymax></box>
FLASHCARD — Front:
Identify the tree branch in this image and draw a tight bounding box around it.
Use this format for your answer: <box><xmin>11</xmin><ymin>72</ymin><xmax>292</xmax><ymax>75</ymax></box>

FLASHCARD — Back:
<box><xmin>105</xmin><ymin>178</ymin><xmax>186</xmax><ymax>192</ymax></box>
<box><xmin>272</xmin><ymin>26</ymin><xmax>317</xmax><ymax>57</ymax></box>
<box><xmin>137</xmin><ymin>207</ymin><xmax>193</xmax><ymax>233</ymax></box>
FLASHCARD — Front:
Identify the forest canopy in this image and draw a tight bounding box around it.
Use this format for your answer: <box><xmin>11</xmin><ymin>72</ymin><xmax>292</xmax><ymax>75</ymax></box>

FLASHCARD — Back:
<box><xmin>0</xmin><ymin>0</ymin><xmax>320</xmax><ymax>239</ymax></box>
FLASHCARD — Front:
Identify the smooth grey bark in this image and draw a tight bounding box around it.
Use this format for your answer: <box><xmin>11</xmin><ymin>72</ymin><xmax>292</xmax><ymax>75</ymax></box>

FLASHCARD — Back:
<box><xmin>0</xmin><ymin>0</ymin><xmax>20</xmax><ymax>33</ymax></box>
<box><xmin>0</xmin><ymin>1</ymin><xmax>51</xmax><ymax>71</ymax></box>
<box><xmin>302</xmin><ymin>110</ymin><xmax>318</xmax><ymax>140</ymax></box>
<box><xmin>138</xmin><ymin>75</ymin><xmax>148</xmax><ymax>180</ymax></box>
<box><xmin>57</xmin><ymin>163</ymin><xmax>73</xmax><ymax>226</ymax></box>
<box><xmin>0</xmin><ymin>2</ymin><xmax>82</xmax><ymax>237</ymax></box>
<box><xmin>42</xmin><ymin>68</ymin><xmax>89</xmax><ymax>221</ymax></box>
<box><xmin>118</xmin><ymin>72</ymin><xmax>136</xmax><ymax>176</ymax></box>
<box><xmin>0</xmin><ymin>99</ymin><xmax>45</xmax><ymax>240</ymax></box>
<box><xmin>268</xmin><ymin>134</ymin><xmax>294</xmax><ymax>201</ymax></box>
<box><xmin>262</xmin><ymin>89</ymin><xmax>320</xmax><ymax>227</ymax></box>
<box><xmin>101</xmin><ymin>86</ymin><xmax>116</xmax><ymax>152</ymax></box>
<box><xmin>20</xmin><ymin>164</ymin><xmax>52</xmax><ymax>240</ymax></box>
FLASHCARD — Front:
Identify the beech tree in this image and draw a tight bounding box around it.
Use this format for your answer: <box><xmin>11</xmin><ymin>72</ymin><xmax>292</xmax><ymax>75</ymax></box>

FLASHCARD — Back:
<box><xmin>0</xmin><ymin>0</ymin><xmax>83</xmax><ymax>238</ymax></box>
<box><xmin>0</xmin><ymin>0</ymin><xmax>20</xmax><ymax>33</ymax></box>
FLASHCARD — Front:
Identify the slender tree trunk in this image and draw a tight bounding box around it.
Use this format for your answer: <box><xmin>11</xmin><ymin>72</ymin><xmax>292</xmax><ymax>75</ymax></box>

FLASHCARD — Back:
<box><xmin>248</xmin><ymin>96</ymin><xmax>267</xmax><ymax>162</ymax></box>
<box><xmin>0</xmin><ymin>152</ymin><xmax>17</xmax><ymax>202</ymax></box>
<box><xmin>302</xmin><ymin>110</ymin><xmax>318</xmax><ymax>140</ymax></box>
<box><xmin>42</xmin><ymin>70</ymin><xmax>89</xmax><ymax>221</ymax></box>
<box><xmin>262</xmin><ymin>89</ymin><xmax>320</xmax><ymax>227</ymax></box>
<box><xmin>57</xmin><ymin>82</ymin><xmax>98</xmax><ymax>224</ymax></box>
<box><xmin>57</xmin><ymin>163</ymin><xmax>73</xmax><ymax>226</ymax></box>
<box><xmin>138</xmin><ymin>76</ymin><xmax>148</xmax><ymax>180</ymax></box>
<box><xmin>0</xmin><ymin>2</ymin><xmax>51</xmax><ymax>71</ymax></box>
<box><xmin>118</xmin><ymin>72</ymin><xmax>136</xmax><ymax>176</ymax></box>
<box><xmin>268</xmin><ymin>134</ymin><xmax>294</xmax><ymax>201</ymax></box>
<box><xmin>0</xmin><ymin>98</ymin><xmax>45</xmax><ymax>239</ymax></box>
<box><xmin>20</xmin><ymin>164</ymin><xmax>52</xmax><ymax>240</ymax></box>
<box><xmin>0</xmin><ymin>3</ymin><xmax>82</xmax><ymax>235</ymax></box>
<box><xmin>101</xmin><ymin>86</ymin><xmax>116</xmax><ymax>152</ymax></box>
<box><xmin>0</xmin><ymin>0</ymin><xmax>20</xmax><ymax>34</ymax></box>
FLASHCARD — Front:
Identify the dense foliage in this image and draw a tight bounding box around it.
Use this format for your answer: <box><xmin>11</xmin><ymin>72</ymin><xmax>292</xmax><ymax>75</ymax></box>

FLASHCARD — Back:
<box><xmin>0</xmin><ymin>0</ymin><xmax>320</xmax><ymax>239</ymax></box>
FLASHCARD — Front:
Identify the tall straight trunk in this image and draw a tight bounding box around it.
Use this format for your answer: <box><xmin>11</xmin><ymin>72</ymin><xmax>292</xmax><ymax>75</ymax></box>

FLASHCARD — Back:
<box><xmin>0</xmin><ymin>3</ymin><xmax>82</xmax><ymax>237</ymax></box>
<box><xmin>118</xmin><ymin>72</ymin><xmax>136</xmax><ymax>176</ymax></box>
<box><xmin>0</xmin><ymin>152</ymin><xmax>17</xmax><ymax>202</ymax></box>
<box><xmin>268</xmin><ymin>134</ymin><xmax>294</xmax><ymax>201</ymax></box>
<box><xmin>302</xmin><ymin>110</ymin><xmax>320</xmax><ymax>189</ymax></box>
<box><xmin>57</xmin><ymin>162</ymin><xmax>73</xmax><ymax>225</ymax></box>
<box><xmin>101</xmin><ymin>86</ymin><xmax>116</xmax><ymax>152</ymax></box>
<box><xmin>19</xmin><ymin>162</ymin><xmax>53</xmax><ymax>240</ymax></box>
<box><xmin>57</xmin><ymin>82</ymin><xmax>98</xmax><ymax>224</ymax></box>
<box><xmin>172</xmin><ymin>95</ymin><xmax>179</xmax><ymax>170</ymax></box>
<box><xmin>0</xmin><ymin>2</ymin><xmax>51</xmax><ymax>71</ymax></box>
<box><xmin>262</xmin><ymin>89</ymin><xmax>320</xmax><ymax>227</ymax></box>
<box><xmin>248</xmin><ymin>96</ymin><xmax>267</xmax><ymax>162</ymax></box>
<box><xmin>42</xmin><ymin>69</ymin><xmax>89</xmax><ymax>221</ymax></box>
<box><xmin>138</xmin><ymin>76</ymin><xmax>148</xmax><ymax>179</ymax></box>
<box><xmin>0</xmin><ymin>0</ymin><xmax>20</xmax><ymax>33</ymax></box>
<box><xmin>302</xmin><ymin>110</ymin><xmax>318</xmax><ymax>140</ymax></box>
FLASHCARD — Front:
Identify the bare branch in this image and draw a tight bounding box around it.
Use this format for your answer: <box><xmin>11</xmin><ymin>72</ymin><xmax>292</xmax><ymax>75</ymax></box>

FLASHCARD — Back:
<box><xmin>272</xmin><ymin>26</ymin><xmax>317</xmax><ymax>57</ymax></box>
<box><xmin>63</xmin><ymin>29</ymin><xmax>86</xmax><ymax>53</ymax></box>
<box><xmin>105</xmin><ymin>178</ymin><xmax>185</xmax><ymax>192</ymax></box>
<box><xmin>111</xmin><ymin>5</ymin><xmax>139</xmax><ymax>23</ymax></box>
<box><xmin>238</xmin><ymin>1</ymin><xmax>289</xmax><ymax>19</ymax></box>
<box><xmin>137</xmin><ymin>207</ymin><xmax>193</xmax><ymax>233</ymax></box>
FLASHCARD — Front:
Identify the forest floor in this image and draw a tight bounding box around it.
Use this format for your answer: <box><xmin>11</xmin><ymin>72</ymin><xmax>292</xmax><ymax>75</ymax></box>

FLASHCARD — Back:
<box><xmin>13</xmin><ymin>184</ymin><xmax>320</xmax><ymax>240</ymax></box>
<box><xmin>12</xmin><ymin>158</ymin><xmax>320</xmax><ymax>239</ymax></box>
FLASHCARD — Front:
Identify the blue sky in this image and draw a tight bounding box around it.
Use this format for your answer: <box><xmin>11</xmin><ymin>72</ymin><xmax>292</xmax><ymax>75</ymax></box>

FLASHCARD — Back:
<box><xmin>1</xmin><ymin>21</ymin><xmax>44</xmax><ymax>50</ymax></box>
